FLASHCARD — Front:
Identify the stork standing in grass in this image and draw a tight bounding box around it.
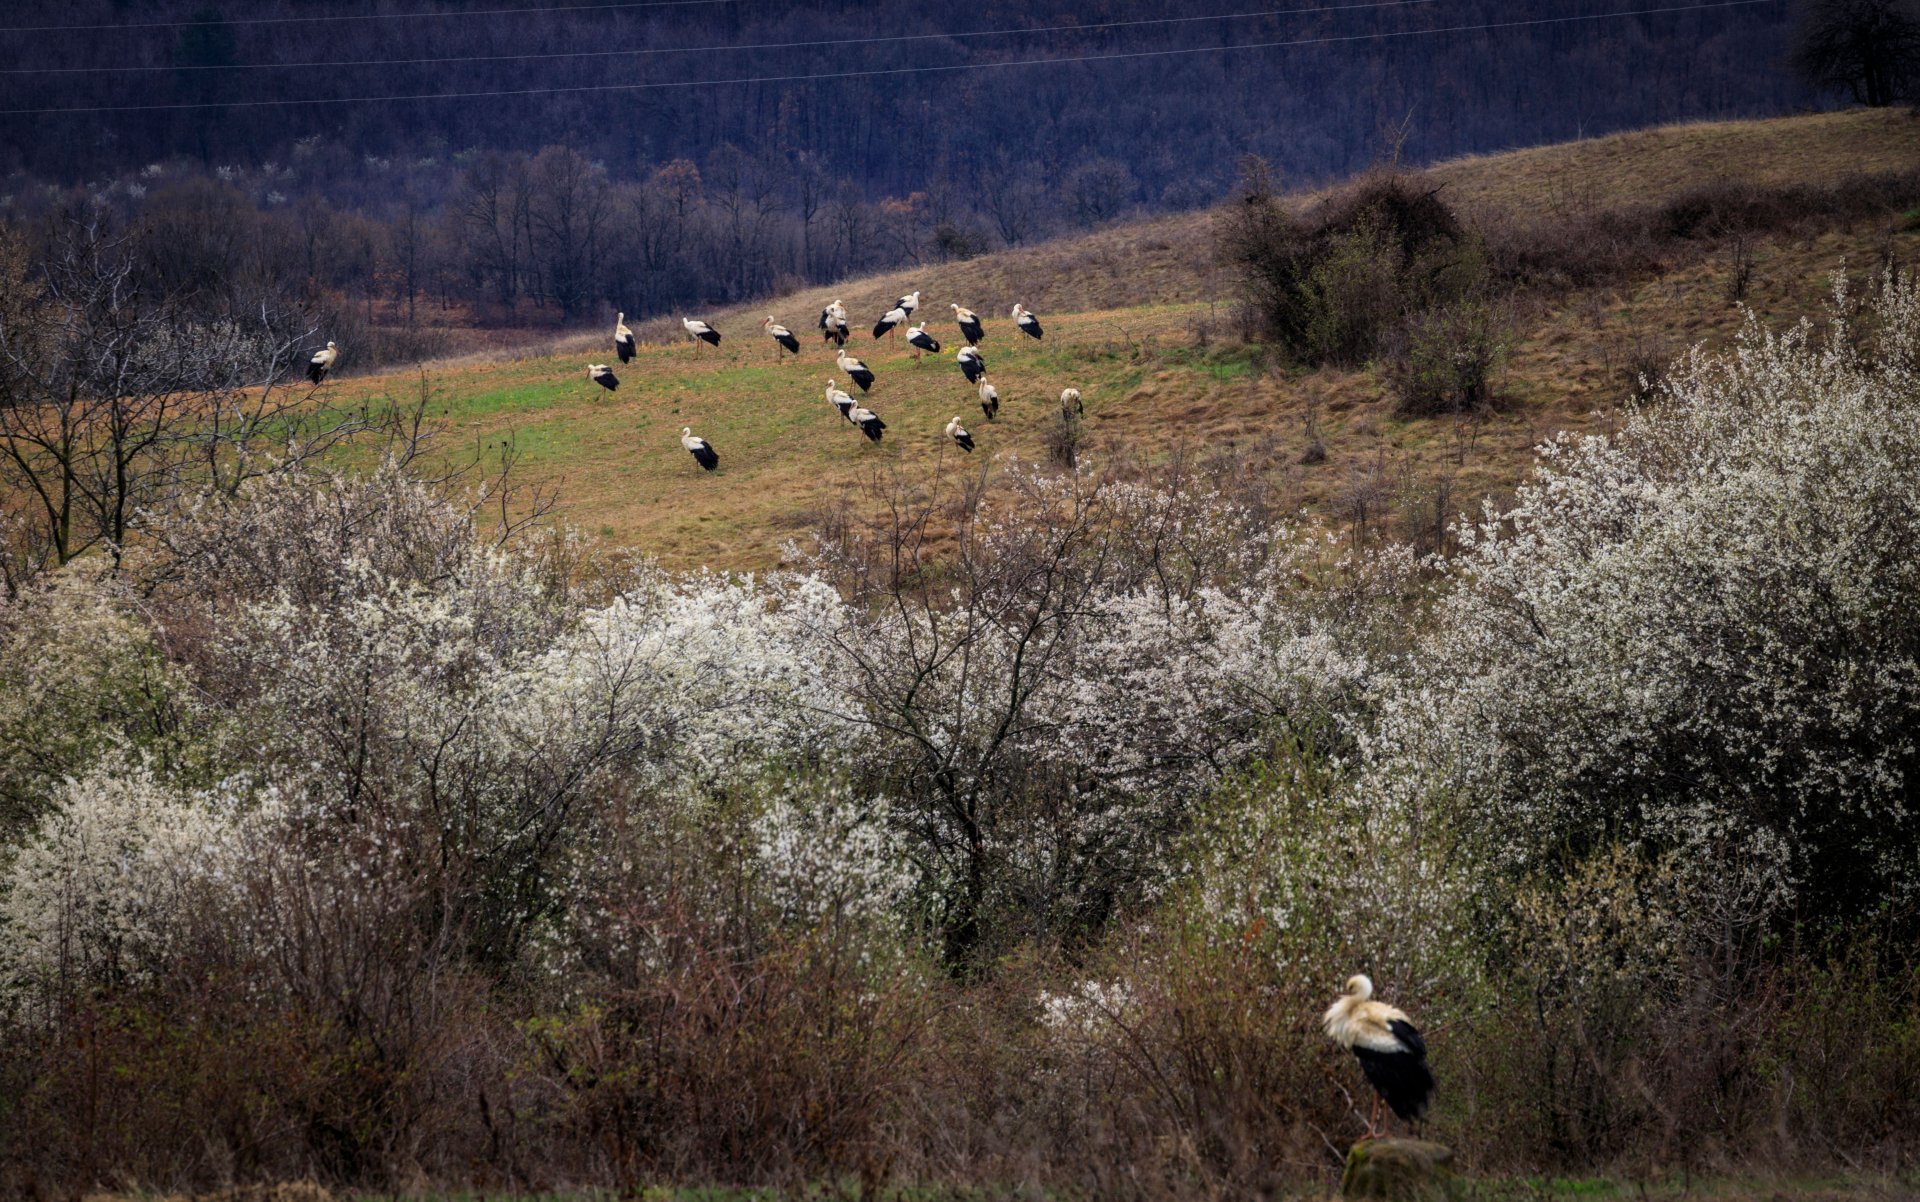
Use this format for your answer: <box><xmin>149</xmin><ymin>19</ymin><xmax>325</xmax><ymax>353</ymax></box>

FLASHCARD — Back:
<box><xmin>680</xmin><ymin>427</ymin><xmax>719</xmax><ymax>471</ymax></box>
<box><xmin>896</xmin><ymin>290</ymin><xmax>921</xmax><ymax>320</ymax></box>
<box><xmin>820</xmin><ymin>299</ymin><xmax>849</xmax><ymax>346</ymax></box>
<box><xmin>873</xmin><ymin>304</ymin><xmax>909</xmax><ymax>339</ymax></box>
<box><xmin>1060</xmin><ymin>387</ymin><xmax>1083</xmax><ymax>417</ymax></box>
<box><xmin>836</xmin><ymin>348</ymin><xmax>875</xmax><ymax>392</ymax></box>
<box><xmin>588</xmin><ymin>363</ymin><xmax>619</xmax><ymax>392</ymax></box>
<box><xmin>946</xmin><ymin>415</ymin><xmax>974</xmax><ymax>452</ymax></box>
<box><xmin>977</xmin><ymin>377</ymin><xmax>1000</xmax><ymax>421</ymax></box>
<box><xmin>848</xmin><ymin>403</ymin><xmax>886</xmax><ymax>442</ymax></box>
<box><xmin>825</xmin><ymin>378</ymin><xmax>855</xmax><ymax>422</ymax></box>
<box><xmin>1323</xmin><ymin>975</ymin><xmax>1435</xmax><ymax>1140</ymax></box>
<box><xmin>957</xmin><ymin>345</ymin><xmax>987</xmax><ymax>385</ymax></box>
<box><xmin>683</xmin><ymin>317</ymin><xmax>721</xmax><ymax>352</ymax></box>
<box><xmin>614</xmin><ymin>313</ymin><xmax>636</xmax><ymax>364</ymax></box>
<box><xmin>906</xmin><ymin>323</ymin><xmax>941</xmax><ymax>361</ymax></box>
<box><xmin>763</xmin><ymin>316</ymin><xmax>800</xmax><ymax>358</ymax></box>
<box><xmin>951</xmin><ymin>303</ymin><xmax>984</xmax><ymax>346</ymax></box>
<box><xmin>1012</xmin><ymin>303</ymin><xmax>1043</xmax><ymax>341</ymax></box>
<box><xmin>306</xmin><ymin>341</ymin><xmax>338</xmax><ymax>384</ymax></box>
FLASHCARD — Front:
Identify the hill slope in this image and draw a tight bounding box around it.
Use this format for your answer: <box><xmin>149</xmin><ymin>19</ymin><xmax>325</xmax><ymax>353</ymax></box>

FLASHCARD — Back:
<box><xmin>333</xmin><ymin>108</ymin><xmax>1920</xmax><ymax>570</ymax></box>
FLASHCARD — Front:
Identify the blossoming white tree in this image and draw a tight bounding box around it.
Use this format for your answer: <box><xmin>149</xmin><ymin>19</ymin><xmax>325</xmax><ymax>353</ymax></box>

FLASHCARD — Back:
<box><xmin>1371</xmin><ymin>273</ymin><xmax>1920</xmax><ymax>917</ymax></box>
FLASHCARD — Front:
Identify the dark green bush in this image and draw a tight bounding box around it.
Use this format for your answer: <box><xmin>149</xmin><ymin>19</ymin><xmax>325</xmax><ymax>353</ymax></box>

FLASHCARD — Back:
<box><xmin>1385</xmin><ymin>298</ymin><xmax>1512</xmax><ymax>416</ymax></box>
<box><xmin>1218</xmin><ymin>163</ymin><xmax>1490</xmax><ymax>368</ymax></box>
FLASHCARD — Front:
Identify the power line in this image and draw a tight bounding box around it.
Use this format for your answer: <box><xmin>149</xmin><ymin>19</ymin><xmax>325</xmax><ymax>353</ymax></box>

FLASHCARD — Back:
<box><xmin>0</xmin><ymin>0</ymin><xmax>1786</xmax><ymax>116</ymax></box>
<box><xmin>0</xmin><ymin>0</ymin><xmax>1449</xmax><ymax>76</ymax></box>
<box><xmin>0</xmin><ymin>0</ymin><xmax>742</xmax><ymax>35</ymax></box>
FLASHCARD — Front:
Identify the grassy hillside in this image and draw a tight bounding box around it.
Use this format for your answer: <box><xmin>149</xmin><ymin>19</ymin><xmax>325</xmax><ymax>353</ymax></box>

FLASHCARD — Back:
<box><xmin>331</xmin><ymin>108</ymin><xmax>1920</xmax><ymax>570</ymax></box>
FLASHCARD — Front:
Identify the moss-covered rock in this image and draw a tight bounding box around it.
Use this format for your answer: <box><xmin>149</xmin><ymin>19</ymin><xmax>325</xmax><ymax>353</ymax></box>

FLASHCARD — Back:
<box><xmin>1338</xmin><ymin>1137</ymin><xmax>1457</xmax><ymax>1201</ymax></box>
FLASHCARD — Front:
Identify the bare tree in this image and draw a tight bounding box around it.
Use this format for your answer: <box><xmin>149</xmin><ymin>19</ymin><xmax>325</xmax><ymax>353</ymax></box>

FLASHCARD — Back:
<box><xmin>703</xmin><ymin>144</ymin><xmax>784</xmax><ymax>300</ymax></box>
<box><xmin>0</xmin><ymin>216</ymin><xmax>387</xmax><ymax>573</ymax></box>
<box><xmin>527</xmin><ymin>146</ymin><xmax>611</xmax><ymax>319</ymax></box>
<box><xmin>1065</xmin><ymin>157</ymin><xmax>1138</xmax><ymax>230</ymax></box>
<box><xmin>457</xmin><ymin>151</ymin><xmax>535</xmax><ymax>308</ymax></box>
<box><xmin>980</xmin><ymin>161</ymin><xmax>1049</xmax><ymax>248</ymax></box>
<box><xmin>1792</xmin><ymin>0</ymin><xmax>1920</xmax><ymax>106</ymax></box>
<box><xmin>784</xmin><ymin>150</ymin><xmax>830</xmax><ymax>277</ymax></box>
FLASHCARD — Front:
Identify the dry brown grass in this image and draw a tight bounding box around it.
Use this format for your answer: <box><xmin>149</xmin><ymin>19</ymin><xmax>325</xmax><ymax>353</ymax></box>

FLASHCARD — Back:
<box><xmin>1429</xmin><ymin>106</ymin><xmax>1920</xmax><ymax>214</ymax></box>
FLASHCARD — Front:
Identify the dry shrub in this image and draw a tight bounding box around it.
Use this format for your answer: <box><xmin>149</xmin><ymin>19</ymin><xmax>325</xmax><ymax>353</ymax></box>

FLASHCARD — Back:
<box><xmin>1299</xmin><ymin>215</ymin><xmax>1405</xmax><ymax>366</ymax></box>
<box><xmin>526</xmin><ymin>921</ymin><xmax>935</xmax><ymax>1191</ymax></box>
<box><xmin>3</xmin><ymin>964</ymin><xmax>506</xmax><ymax>1192</ymax></box>
<box><xmin>1763</xmin><ymin>931</ymin><xmax>1920</xmax><ymax>1169</ymax></box>
<box><xmin>1044</xmin><ymin>408</ymin><xmax>1083</xmax><ymax>468</ymax></box>
<box><xmin>1218</xmin><ymin>162</ymin><xmax>1485</xmax><ymax>366</ymax></box>
<box><xmin>1610</xmin><ymin>325</ymin><xmax>1676</xmax><ymax>403</ymax></box>
<box><xmin>1050</xmin><ymin>924</ymin><xmax>1349</xmax><ymax>1196</ymax></box>
<box><xmin>1447</xmin><ymin>893</ymin><xmax>1920</xmax><ymax>1177</ymax></box>
<box><xmin>82</xmin><ymin>1185</ymin><xmax>334</xmax><ymax>1202</ymax></box>
<box><xmin>1384</xmin><ymin>298</ymin><xmax>1513</xmax><ymax>417</ymax></box>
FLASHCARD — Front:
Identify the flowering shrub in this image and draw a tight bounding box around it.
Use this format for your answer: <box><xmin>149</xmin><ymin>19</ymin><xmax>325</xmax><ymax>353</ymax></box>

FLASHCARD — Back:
<box><xmin>1371</xmin><ymin>273</ymin><xmax>1920</xmax><ymax>920</ymax></box>
<box><xmin>752</xmin><ymin>777</ymin><xmax>910</xmax><ymax>931</ymax></box>
<box><xmin>802</xmin><ymin>462</ymin><xmax>1395</xmax><ymax>957</ymax></box>
<box><xmin>0</xmin><ymin>760</ymin><xmax>265</xmax><ymax>1017</ymax></box>
<box><xmin>0</xmin><ymin>561</ymin><xmax>188</xmax><ymax>842</ymax></box>
<box><xmin>531</xmin><ymin>569</ymin><xmax>861</xmax><ymax>790</ymax></box>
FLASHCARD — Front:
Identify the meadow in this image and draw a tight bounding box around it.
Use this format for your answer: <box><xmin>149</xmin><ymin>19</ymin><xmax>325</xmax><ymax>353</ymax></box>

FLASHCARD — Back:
<box><xmin>319</xmin><ymin>108</ymin><xmax>1920</xmax><ymax>568</ymax></box>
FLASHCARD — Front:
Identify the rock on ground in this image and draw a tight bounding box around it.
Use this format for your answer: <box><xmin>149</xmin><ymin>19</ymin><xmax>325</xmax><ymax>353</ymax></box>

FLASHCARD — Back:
<box><xmin>1339</xmin><ymin>1137</ymin><xmax>1457</xmax><ymax>1201</ymax></box>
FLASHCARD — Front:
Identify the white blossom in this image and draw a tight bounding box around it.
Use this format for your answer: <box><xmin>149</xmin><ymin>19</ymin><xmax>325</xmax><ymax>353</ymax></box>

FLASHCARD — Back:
<box><xmin>0</xmin><ymin>761</ymin><xmax>272</xmax><ymax>1013</ymax></box>
<box><xmin>1368</xmin><ymin>271</ymin><xmax>1920</xmax><ymax>908</ymax></box>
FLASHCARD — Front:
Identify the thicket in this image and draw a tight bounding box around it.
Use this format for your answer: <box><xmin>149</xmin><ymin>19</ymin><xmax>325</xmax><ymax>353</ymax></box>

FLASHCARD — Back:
<box><xmin>1218</xmin><ymin>162</ymin><xmax>1509</xmax><ymax>417</ymax></box>
<box><xmin>2</xmin><ymin>278</ymin><xmax>1919</xmax><ymax>1198</ymax></box>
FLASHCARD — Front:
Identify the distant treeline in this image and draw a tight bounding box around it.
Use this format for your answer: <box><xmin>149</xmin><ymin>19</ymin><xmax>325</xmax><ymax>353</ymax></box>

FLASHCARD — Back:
<box><xmin>0</xmin><ymin>0</ymin><xmax>1814</xmax><ymax>340</ymax></box>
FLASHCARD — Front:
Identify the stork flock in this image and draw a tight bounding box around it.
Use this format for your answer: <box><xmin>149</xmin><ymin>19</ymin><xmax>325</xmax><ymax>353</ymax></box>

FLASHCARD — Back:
<box><xmin>579</xmin><ymin>292</ymin><xmax>1061</xmax><ymax>473</ymax></box>
<box><xmin>306</xmin><ymin>294</ymin><xmax>1067</xmax><ymax>475</ymax></box>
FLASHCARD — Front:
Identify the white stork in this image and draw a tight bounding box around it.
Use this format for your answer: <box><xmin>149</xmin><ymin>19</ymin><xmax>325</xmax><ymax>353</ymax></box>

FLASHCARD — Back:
<box><xmin>950</xmin><ymin>303</ymin><xmax>984</xmax><ymax>346</ymax></box>
<box><xmin>682</xmin><ymin>317</ymin><xmax>721</xmax><ymax>351</ymax></box>
<box><xmin>306</xmin><ymin>341</ymin><xmax>338</xmax><ymax>384</ymax></box>
<box><xmin>897</xmin><ymin>290</ymin><xmax>921</xmax><ymax>319</ymax></box>
<box><xmin>614</xmin><ymin>312</ymin><xmax>636</xmax><ymax>364</ymax></box>
<box><xmin>1012</xmin><ymin>303</ymin><xmax>1043</xmax><ymax>341</ymax></box>
<box><xmin>836</xmin><ymin>348</ymin><xmax>875</xmax><ymax>393</ymax></box>
<box><xmin>819</xmin><ymin>299</ymin><xmax>849</xmax><ymax>346</ymax></box>
<box><xmin>946</xmin><ymin>415</ymin><xmax>974</xmax><ymax>452</ymax></box>
<box><xmin>762</xmin><ymin>316</ymin><xmax>800</xmax><ymax>358</ymax></box>
<box><xmin>872</xmin><ymin>305</ymin><xmax>909</xmax><ymax>339</ymax></box>
<box><xmin>680</xmin><ymin>427</ymin><xmax>719</xmax><ymax>472</ymax></box>
<box><xmin>825</xmin><ymin>378</ymin><xmax>855</xmax><ymax>422</ymax></box>
<box><xmin>1323</xmin><ymin>975</ymin><xmax>1435</xmax><ymax>1140</ymax></box>
<box><xmin>957</xmin><ymin>345</ymin><xmax>987</xmax><ymax>385</ymax></box>
<box><xmin>1060</xmin><ymin>387</ymin><xmax>1083</xmax><ymax>417</ymax></box>
<box><xmin>977</xmin><ymin>377</ymin><xmax>1000</xmax><ymax>422</ymax></box>
<box><xmin>847</xmin><ymin>403</ymin><xmax>886</xmax><ymax>442</ymax></box>
<box><xmin>588</xmin><ymin>363</ymin><xmax>619</xmax><ymax>392</ymax></box>
<box><xmin>905</xmin><ymin>323</ymin><xmax>942</xmax><ymax>360</ymax></box>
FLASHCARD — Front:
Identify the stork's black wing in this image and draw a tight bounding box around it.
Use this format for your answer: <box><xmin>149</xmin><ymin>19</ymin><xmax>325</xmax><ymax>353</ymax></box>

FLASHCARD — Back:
<box><xmin>1387</xmin><ymin>1019</ymin><xmax>1426</xmax><ymax>1059</ymax></box>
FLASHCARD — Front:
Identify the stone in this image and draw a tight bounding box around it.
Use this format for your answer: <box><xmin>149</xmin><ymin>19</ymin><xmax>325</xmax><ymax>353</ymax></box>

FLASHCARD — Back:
<box><xmin>1337</xmin><ymin>1137</ymin><xmax>1458</xmax><ymax>1202</ymax></box>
